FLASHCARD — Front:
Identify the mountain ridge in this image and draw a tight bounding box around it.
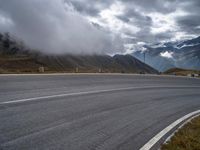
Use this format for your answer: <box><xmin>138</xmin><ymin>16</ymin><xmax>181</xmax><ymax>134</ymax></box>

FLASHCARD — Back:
<box><xmin>132</xmin><ymin>36</ymin><xmax>200</xmax><ymax>71</ymax></box>
<box><xmin>0</xmin><ymin>33</ymin><xmax>158</xmax><ymax>74</ymax></box>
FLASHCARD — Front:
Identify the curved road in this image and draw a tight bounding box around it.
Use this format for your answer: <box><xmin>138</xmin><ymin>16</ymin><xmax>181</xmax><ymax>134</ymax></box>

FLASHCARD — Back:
<box><xmin>0</xmin><ymin>74</ymin><xmax>200</xmax><ymax>150</ymax></box>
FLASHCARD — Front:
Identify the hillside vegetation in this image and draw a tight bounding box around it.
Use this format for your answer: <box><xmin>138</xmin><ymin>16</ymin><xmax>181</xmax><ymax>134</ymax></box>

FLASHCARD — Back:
<box><xmin>161</xmin><ymin>116</ymin><xmax>200</xmax><ymax>150</ymax></box>
<box><xmin>0</xmin><ymin>33</ymin><xmax>158</xmax><ymax>74</ymax></box>
<box><xmin>164</xmin><ymin>68</ymin><xmax>200</xmax><ymax>76</ymax></box>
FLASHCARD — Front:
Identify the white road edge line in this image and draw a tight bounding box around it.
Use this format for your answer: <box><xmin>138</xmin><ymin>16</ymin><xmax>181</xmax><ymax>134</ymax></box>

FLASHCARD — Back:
<box><xmin>140</xmin><ymin>109</ymin><xmax>200</xmax><ymax>150</ymax></box>
<box><xmin>163</xmin><ymin>113</ymin><xmax>200</xmax><ymax>144</ymax></box>
<box><xmin>0</xmin><ymin>73</ymin><xmax>199</xmax><ymax>80</ymax></box>
<box><xmin>1</xmin><ymin>86</ymin><xmax>200</xmax><ymax>105</ymax></box>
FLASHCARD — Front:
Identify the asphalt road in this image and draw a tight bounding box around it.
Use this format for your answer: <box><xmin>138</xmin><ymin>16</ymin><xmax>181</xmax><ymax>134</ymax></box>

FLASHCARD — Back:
<box><xmin>0</xmin><ymin>74</ymin><xmax>200</xmax><ymax>150</ymax></box>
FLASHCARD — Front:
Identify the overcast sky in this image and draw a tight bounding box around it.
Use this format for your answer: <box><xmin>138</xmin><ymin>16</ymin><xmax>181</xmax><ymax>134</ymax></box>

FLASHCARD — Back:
<box><xmin>0</xmin><ymin>0</ymin><xmax>200</xmax><ymax>54</ymax></box>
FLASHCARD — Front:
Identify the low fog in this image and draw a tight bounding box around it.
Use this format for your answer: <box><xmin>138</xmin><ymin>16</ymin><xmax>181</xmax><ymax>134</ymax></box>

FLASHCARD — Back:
<box><xmin>0</xmin><ymin>0</ymin><xmax>124</xmax><ymax>55</ymax></box>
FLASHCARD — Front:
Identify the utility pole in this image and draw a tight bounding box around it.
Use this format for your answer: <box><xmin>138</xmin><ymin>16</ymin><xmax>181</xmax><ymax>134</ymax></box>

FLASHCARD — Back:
<box><xmin>143</xmin><ymin>52</ymin><xmax>146</xmax><ymax>64</ymax></box>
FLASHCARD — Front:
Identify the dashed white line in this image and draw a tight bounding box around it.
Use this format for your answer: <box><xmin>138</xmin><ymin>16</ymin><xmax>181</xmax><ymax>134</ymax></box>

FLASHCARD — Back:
<box><xmin>1</xmin><ymin>86</ymin><xmax>200</xmax><ymax>105</ymax></box>
<box><xmin>0</xmin><ymin>86</ymin><xmax>140</xmax><ymax>104</ymax></box>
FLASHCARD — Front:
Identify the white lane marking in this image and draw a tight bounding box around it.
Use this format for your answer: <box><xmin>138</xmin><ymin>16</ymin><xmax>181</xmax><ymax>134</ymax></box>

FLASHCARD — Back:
<box><xmin>164</xmin><ymin>113</ymin><xmax>200</xmax><ymax>144</ymax></box>
<box><xmin>0</xmin><ymin>73</ymin><xmax>149</xmax><ymax>76</ymax></box>
<box><xmin>0</xmin><ymin>73</ymin><xmax>106</xmax><ymax>76</ymax></box>
<box><xmin>1</xmin><ymin>86</ymin><xmax>200</xmax><ymax>105</ymax></box>
<box><xmin>0</xmin><ymin>86</ymin><xmax>142</xmax><ymax>104</ymax></box>
<box><xmin>140</xmin><ymin>109</ymin><xmax>200</xmax><ymax>150</ymax></box>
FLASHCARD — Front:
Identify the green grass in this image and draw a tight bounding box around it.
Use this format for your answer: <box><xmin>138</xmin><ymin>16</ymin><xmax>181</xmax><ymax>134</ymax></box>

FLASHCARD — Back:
<box><xmin>161</xmin><ymin>116</ymin><xmax>200</xmax><ymax>150</ymax></box>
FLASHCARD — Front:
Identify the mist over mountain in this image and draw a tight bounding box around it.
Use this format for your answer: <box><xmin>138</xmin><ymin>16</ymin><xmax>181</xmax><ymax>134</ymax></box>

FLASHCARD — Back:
<box><xmin>132</xmin><ymin>36</ymin><xmax>200</xmax><ymax>71</ymax></box>
<box><xmin>0</xmin><ymin>32</ymin><xmax>157</xmax><ymax>74</ymax></box>
<box><xmin>0</xmin><ymin>0</ymin><xmax>124</xmax><ymax>55</ymax></box>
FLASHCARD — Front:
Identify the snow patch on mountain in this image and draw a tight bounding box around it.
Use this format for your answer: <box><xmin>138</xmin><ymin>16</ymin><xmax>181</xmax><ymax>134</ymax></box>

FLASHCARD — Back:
<box><xmin>160</xmin><ymin>51</ymin><xmax>174</xmax><ymax>59</ymax></box>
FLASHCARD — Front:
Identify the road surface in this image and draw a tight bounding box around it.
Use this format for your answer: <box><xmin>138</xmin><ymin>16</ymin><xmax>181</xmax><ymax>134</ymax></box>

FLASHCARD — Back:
<box><xmin>0</xmin><ymin>74</ymin><xmax>200</xmax><ymax>150</ymax></box>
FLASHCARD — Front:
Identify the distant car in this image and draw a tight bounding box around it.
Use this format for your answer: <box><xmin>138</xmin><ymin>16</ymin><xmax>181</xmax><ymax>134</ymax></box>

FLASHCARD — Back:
<box><xmin>139</xmin><ymin>71</ymin><xmax>145</xmax><ymax>74</ymax></box>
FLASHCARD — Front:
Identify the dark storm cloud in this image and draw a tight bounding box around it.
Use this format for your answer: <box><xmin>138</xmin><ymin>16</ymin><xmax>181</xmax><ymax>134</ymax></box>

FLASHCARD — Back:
<box><xmin>67</xmin><ymin>0</ymin><xmax>114</xmax><ymax>17</ymax></box>
<box><xmin>121</xmin><ymin>0</ymin><xmax>199</xmax><ymax>44</ymax></box>
<box><xmin>174</xmin><ymin>0</ymin><xmax>200</xmax><ymax>35</ymax></box>
<box><xmin>120</xmin><ymin>0</ymin><xmax>178</xmax><ymax>14</ymax></box>
<box><xmin>0</xmin><ymin>0</ymin><xmax>199</xmax><ymax>54</ymax></box>
<box><xmin>177</xmin><ymin>15</ymin><xmax>200</xmax><ymax>30</ymax></box>
<box><xmin>116</xmin><ymin>8</ymin><xmax>153</xmax><ymax>44</ymax></box>
<box><xmin>68</xmin><ymin>1</ymin><xmax>100</xmax><ymax>16</ymax></box>
<box><xmin>116</xmin><ymin>15</ymin><xmax>130</xmax><ymax>23</ymax></box>
<box><xmin>117</xmin><ymin>8</ymin><xmax>152</xmax><ymax>27</ymax></box>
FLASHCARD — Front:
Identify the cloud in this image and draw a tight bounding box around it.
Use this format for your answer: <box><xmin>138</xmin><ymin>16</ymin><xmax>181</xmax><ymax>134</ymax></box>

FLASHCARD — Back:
<box><xmin>0</xmin><ymin>0</ymin><xmax>124</xmax><ymax>55</ymax></box>
<box><xmin>160</xmin><ymin>51</ymin><xmax>174</xmax><ymax>59</ymax></box>
<box><xmin>68</xmin><ymin>0</ymin><xmax>114</xmax><ymax>17</ymax></box>
<box><xmin>0</xmin><ymin>0</ymin><xmax>199</xmax><ymax>54</ymax></box>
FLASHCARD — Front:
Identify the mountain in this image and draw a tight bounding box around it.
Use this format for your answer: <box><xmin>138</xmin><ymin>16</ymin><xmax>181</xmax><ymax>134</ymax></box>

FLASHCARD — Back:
<box><xmin>0</xmin><ymin>33</ymin><xmax>158</xmax><ymax>74</ymax></box>
<box><xmin>132</xmin><ymin>36</ymin><xmax>200</xmax><ymax>72</ymax></box>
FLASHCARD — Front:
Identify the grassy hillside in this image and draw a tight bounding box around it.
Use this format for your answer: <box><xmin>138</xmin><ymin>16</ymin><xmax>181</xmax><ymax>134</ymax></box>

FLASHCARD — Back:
<box><xmin>0</xmin><ymin>54</ymin><xmax>158</xmax><ymax>74</ymax></box>
<box><xmin>0</xmin><ymin>32</ymin><xmax>158</xmax><ymax>74</ymax></box>
<box><xmin>164</xmin><ymin>68</ymin><xmax>200</xmax><ymax>76</ymax></box>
